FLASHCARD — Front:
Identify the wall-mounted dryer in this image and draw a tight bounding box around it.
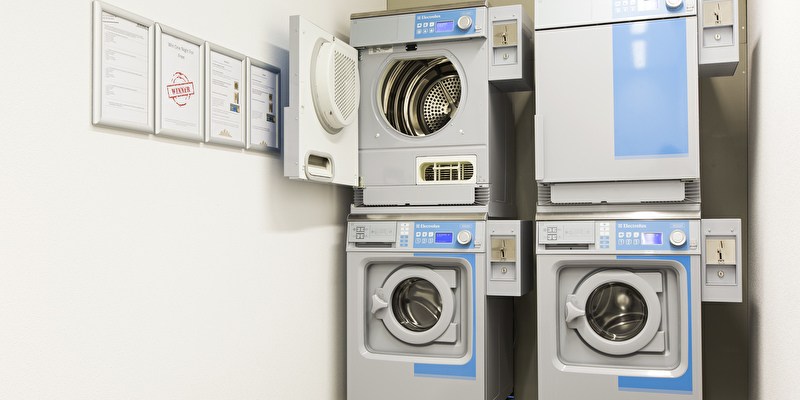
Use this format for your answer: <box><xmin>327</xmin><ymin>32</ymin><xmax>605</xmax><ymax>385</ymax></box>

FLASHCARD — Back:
<box><xmin>284</xmin><ymin>2</ymin><xmax>531</xmax><ymax>217</ymax></box>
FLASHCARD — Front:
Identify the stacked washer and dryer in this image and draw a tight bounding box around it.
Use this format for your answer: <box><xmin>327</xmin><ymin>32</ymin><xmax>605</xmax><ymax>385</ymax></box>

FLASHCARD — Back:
<box><xmin>533</xmin><ymin>0</ymin><xmax>743</xmax><ymax>399</ymax></box>
<box><xmin>284</xmin><ymin>2</ymin><xmax>533</xmax><ymax>400</ymax></box>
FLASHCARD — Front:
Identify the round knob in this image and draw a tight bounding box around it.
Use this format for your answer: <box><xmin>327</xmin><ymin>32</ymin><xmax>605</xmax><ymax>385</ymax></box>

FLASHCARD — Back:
<box><xmin>665</xmin><ymin>0</ymin><xmax>683</xmax><ymax>9</ymax></box>
<box><xmin>457</xmin><ymin>15</ymin><xmax>473</xmax><ymax>31</ymax></box>
<box><xmin>669</xmin><ymin>230</ymin><xmax>687</xmax><ymax>247</ymax></box>
<box><xmin>456</xmin><ymin>230</ymin><xmax>472</xmax><ymax>245</ymax></box>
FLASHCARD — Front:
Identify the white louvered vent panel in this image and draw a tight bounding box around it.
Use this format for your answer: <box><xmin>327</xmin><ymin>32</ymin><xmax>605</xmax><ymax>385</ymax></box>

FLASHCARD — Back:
<box><xmin>333</xmin><ymin>50</ymin><xmax>358</xmax><ymax>121</ymax></box>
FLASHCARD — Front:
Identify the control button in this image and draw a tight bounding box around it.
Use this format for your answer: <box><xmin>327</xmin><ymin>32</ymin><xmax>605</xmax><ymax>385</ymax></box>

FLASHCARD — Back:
<box><xmin>415</xmin><ymin>238</ymin><xmax>421</xmax><ymax>244</ymax></box>
<box><xmin>669</xmin><ymin>230</ymin><xmax>687</xmax><ymax>247</ymax></box>
<box><xmin>665</xmin><ymin>0</ymin><xmax>683</xmax><ymax>9</ymax></box>
<box><xmin>356</xmin><ymin>233</ymin><xmax>364</xmax><ymax>239</ymax></box>
<box><xmin>457</xmin><ymin>15</ymin><xmax>473</xmax><ymax>31</ymax></box>
<box><xmin>417</xmin><ymin>23</ymin><xmax>422</xmax><ymax>28</ymax></box>
<box><xmin>615</xmin><ymin>1</ymin><xmax>621</xmax><ymax>5</ymax></box>
<box><xmin>457</xmin><ymin>230</ymin><xmax>473</xmax><ymax>245</ymax></box>
<box><xmin>633</xmin><ymin>232</ymin><xmax>640</xmax><ymax>238</ymax></box>
<box><xmin>423</xmin><ymin>29</ymin><xmax>428</xmax><ymax>34</ymax></box>
<box><xmin>618</xmin><ymin>232</ymin><xmax>624</xmax><ymax>238</ymax></box>
<box><xmin>616</xmin><ymin>7</ymin><xmax>621</xmax><ymax>13</ymax></box>
<box><xmin>416</xmin><ymin>29</ymin><xmax>421</xmax><ymax>34</ymax></box>
<box><xmin>626</xmin><ymin>232</ymin><xmax>632</xmax><ymax>238</ymax></box>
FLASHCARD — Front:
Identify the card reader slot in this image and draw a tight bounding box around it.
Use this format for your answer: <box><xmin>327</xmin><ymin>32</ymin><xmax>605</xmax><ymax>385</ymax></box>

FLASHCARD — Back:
<box><xmin>355</xmin><ymin>242</ymin><xmax>395</xmax><ymax>248</ymax></box>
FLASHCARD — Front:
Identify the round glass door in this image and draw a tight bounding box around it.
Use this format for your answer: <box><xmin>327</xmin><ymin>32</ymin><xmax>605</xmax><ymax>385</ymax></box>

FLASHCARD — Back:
<box><xmin>370</xmin><ymin>265</ymin><xmax>457</xmax><ymax>345</ymax></box>
<box><xmin>586</xmin><ymin>282</ymin><xmax>648</xmax><ymax>342</ymax></box>
<box><xmin>565</xmin><ymin>270</ymin><xmax>662</xmax><ymax>355</ymax></box>
<box><xmin>392</xmin><ymin>277</ymin><xmax>443</xmax><ymax>332</ymax></box>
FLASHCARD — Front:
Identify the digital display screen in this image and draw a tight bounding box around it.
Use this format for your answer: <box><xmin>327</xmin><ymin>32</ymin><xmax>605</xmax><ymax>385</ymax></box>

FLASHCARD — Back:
<box><xmin>435</xmin><ymin>232</ymin><xmax>453</xmax><ymax>243</ymax></box>
<box><xmin>435</xmin><ymin>21</ymin><xmax>454</xmax><ymax>33</ymax></box>
<box><xmin>641</xmin><ymin>232</ymin><xmax>663</xmax><ymax>245</ymax></box>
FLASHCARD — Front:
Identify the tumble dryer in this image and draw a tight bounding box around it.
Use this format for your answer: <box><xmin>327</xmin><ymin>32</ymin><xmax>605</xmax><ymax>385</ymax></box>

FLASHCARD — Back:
<box><xmin>346</xmin><ymin>213</ymin><xmax>531</xmax><ymax>400</ymax></box>
<box><xmin>284</xmin><ymin>2</ymin><xmax>531</xmax><ymax>217</ymax></box>
<box><xmin>533</xmin><ymin>0</ymin><xmax>739</xmax><ymax>212</ymax></box>
<box><xmin>536</xmin><ymin>219</ymin><xmax>702</xmax><ymax>399</ymax></box>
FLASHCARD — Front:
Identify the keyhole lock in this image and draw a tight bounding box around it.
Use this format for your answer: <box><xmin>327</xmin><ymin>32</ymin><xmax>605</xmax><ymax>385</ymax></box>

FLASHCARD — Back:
<box><xmin>718</xmin><ymin>270</ymin><xmax>725</xmax><ymax>279</ymax></box>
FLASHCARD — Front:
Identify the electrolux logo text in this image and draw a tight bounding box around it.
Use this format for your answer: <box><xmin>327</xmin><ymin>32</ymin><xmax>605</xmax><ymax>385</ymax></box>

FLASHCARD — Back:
<box><xmin>416</xmin><ymin>223</ymin><xmax>442</xmax><ymax>229</ymax></box>
<box><xmin>618</xmin><ymin>223</ymin><xmax>647</xmax><ymax>229</ymax></box>
<box><xmin>417</xmin><ymin>14</ymin><xmax>442</xmax><ymax>20</ymax></box>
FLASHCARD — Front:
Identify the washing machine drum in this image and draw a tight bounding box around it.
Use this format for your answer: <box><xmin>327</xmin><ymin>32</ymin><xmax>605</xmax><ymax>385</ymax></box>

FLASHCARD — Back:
<box><xmin>565</xmin><ymin>269</ymin><xmax>663</xmax><ymax>356</ymax></box>
<box><xmin>379</xmin><ymin>57</ymin><xmax>462</xmax><ymax>137</ymax></box>
<box><xmin>370</xmin><ymin>265</ymin><xmax>459</xmax><ymax>345</ymax></box>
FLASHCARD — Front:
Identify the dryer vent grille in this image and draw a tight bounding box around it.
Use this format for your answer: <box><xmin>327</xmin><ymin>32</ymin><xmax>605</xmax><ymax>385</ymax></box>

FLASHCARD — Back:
<box><xmin>421</xmin><ymin>161</ymin><xmax>474</xmax><ymax>183</ymax></box>
<box><xmin>334</xmin><ymin>50</ymin><xmax>358</xmax><ymax>121</ymax></box>
<box><xmin>353</xmin><ymin>187</ymin><xmax>365</xmax><ymax>207</ymax></box>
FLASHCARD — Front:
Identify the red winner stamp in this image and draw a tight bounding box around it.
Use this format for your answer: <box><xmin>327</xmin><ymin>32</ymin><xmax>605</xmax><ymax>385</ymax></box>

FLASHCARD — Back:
<box><xmin>166</xmin><ymin>72</ymin><xmax>195</xmax><ymax>107</ymax></box>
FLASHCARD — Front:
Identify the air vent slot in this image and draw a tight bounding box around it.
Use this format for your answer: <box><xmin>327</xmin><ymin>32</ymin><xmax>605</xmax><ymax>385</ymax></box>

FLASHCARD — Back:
<box><xmin>416</xmin><ymin>156</ymin><xmax>477</xmax><ymax>185</ymax></box>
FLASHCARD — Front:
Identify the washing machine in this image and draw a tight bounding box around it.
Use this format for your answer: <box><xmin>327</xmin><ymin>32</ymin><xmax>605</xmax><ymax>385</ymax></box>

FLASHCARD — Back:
<box><xmin>347</xmin><ymin>213</ymin><xmax>531</xmax><ymax>400</ymax></box>
<box><xmin>533</xmin><ymin>0</ymin><xmax>739</xmax><ymax>212</ymax></box>
<box><xmin>284</xmin><ymin>2</ymin><xmax>531</xmax><ymax>217</ymax></box>
<box><xmin>536</xmin><ymin>219</ymin><xmax>702</xmax><ymax>399</ymax></box>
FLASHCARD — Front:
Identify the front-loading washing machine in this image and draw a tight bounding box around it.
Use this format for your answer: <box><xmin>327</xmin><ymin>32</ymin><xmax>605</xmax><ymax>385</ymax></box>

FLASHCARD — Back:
<box><xmin>346</xmin><ymin>214</ymin><xmax>531</xmax><ymax>400</ymax></box>
<box><xmin>284</xmin><ymin>2</ymin><xmax>531</xmax><ymax>217</ymax></box>
<box><xmin>536</xmin><ymin>219</ymin><xmax>702</xmax><ymax>399</ymax></box>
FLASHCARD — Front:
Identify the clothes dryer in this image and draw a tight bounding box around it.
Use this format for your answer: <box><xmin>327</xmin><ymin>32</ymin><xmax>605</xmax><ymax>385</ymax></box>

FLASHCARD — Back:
<box><xmin>347</xmin><ymin>214</ymin><xmax>531</xmax><ymax>400</ymax></box>
<box><xmin>533</xmin><ymin>0</ymin><xmax>722</xmax><ymax>211</ymax></box>
<box><xmin>536</xmin><ymin>219</ymin><xmax>702</xmax><ymax>399</ymax></box>
<box><xmin>285</xmin><ymin>3</ymin><xmax>531</xmax><ymax>217</ymax></box>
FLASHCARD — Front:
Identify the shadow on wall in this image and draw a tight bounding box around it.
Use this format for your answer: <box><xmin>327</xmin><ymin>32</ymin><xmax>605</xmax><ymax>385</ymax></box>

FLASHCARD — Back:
<box><xmin>747</xmin><ymin>39</ymin><xmax>760</xmax><ymax>400</ymax></box>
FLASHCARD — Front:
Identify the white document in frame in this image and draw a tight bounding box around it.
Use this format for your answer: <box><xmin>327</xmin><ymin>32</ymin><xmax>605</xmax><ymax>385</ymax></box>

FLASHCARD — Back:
<box><xmin>249</xmin><ymin>65</ymin><xmax>278</xmax><ymax>148</ymax></box>
<box><xmin>160</xmin><ymin>33</ymin><xmax>201</xmax><ymax>135</ymax></box>
<box><xmin>209</xmin><ymin>51</ymin><xmax>243</xmax><ymax>142</ymax></box>
<box><xmin>100</xmin><ymin>11</ymin><xmax>149</xmax><ymax>125</ymax></box>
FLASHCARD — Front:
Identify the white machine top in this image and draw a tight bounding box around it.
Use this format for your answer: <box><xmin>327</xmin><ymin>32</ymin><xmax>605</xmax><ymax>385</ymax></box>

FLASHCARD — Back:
<box><xmin>535</xmin><ymin>0</ymin><xmax>697</xmax><ymax>30</ymax></box>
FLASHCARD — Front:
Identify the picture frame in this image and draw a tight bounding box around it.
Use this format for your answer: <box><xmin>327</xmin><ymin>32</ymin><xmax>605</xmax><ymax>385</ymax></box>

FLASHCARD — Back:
<box><xmin>205</xmin><ymin>43</ymin><xmax>247</xmax><ymax>148</ymax></box>
<box><xmin>245</xmin><ymin>57</ymin><xmax>281</xmax><ymax>153</ymax></box>
<box><xmin>155</xmin><ymin>24</ymin><xmax>205</xmax><ymax>141</ymax></box>
<box><xmin>91</xmin><ymin>1</ymin><xmax>155</xmax><ymax>133</ymax></box>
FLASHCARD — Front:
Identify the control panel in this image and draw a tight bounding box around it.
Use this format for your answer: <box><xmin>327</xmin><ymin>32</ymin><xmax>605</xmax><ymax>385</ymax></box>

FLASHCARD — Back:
<box><xmin>701</xmin><ymin>218</ymin><xmax>742</xmax><ymax>302</ymax></box>
<box><xmin>698</xmin><ymin>0</ymin><xmax>739</xmax><ymax>76</ymax></box>
<box><xmin>414</xmin><ymin>8</ymin><xmax>477</xmax><ymax>40</ymax></box>
<box><xmin>347</xmin><ymin>220</ymin><xmax>479</xmax><ymax>250</ymax></box>
<box><xmin>487</xmin><ymin>220</ymin><xmax>532</xmax><ymax>296</ymax></box>
<box><xmin>612</xmin><ymin>0</ymin><xmax>696</xmax><ymax>20</ymax></box>
<box><xmin>537</xmin><ymin>220</ymin><xmax>700</xmax><ymax>253</ymax></box>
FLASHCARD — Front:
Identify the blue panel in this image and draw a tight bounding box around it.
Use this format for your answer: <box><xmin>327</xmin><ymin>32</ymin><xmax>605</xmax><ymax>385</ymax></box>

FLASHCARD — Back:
<box><xmin>615</xmin><ymin>220</ymin><xmax>689</xmax><ymax>251</ymax></box>
<box><xmin>613</xmin><ymin>18</ymin><xmax>689</xmax><ymax>158</ymax></box>
<box><xmin>414</xmin><ymin>253</ymin><xmax>476</xmax><ymax>380</ymax></box>
<box><xmin>617</xmin><ymin>255</ymin><xmax>694</xmax><ymax>394</ymax></box>
<box><xmin>412</xmin><ymin>221</ymin><xmax>475</xmax><ymax>250</ymax></box>
<box><xmin>414</xmin><ymin>8</ymin><xmax>476</xmax><ymax>39</ymax></box>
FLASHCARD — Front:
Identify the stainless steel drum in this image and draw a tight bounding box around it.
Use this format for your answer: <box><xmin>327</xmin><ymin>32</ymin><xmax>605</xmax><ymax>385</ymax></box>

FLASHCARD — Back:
<box><xmin>380</xmin><ymin>57</ymin><xmax>462</xmax><ymax>137</ymax></box>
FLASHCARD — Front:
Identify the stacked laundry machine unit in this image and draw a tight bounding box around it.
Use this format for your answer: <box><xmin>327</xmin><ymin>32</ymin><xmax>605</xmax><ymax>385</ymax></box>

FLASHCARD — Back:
<box><xmin>283</xmin><ymin>2</ymin><xmax>533</xmax><ymax>399</ymax></box>
<box><xmin>533</xmin><ymin>0</ymin><xmax>743</xmax><ymax>399</ymax></box>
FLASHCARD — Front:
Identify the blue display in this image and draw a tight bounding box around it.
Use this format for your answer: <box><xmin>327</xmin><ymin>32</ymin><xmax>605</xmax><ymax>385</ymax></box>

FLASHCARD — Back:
<box><xmin>435</xmin><ymin>232</ymin><xmax>453</xmax><ymax>243</ymax></box>
<box><xmin>435</xmin><ymin>20</ymin><xmax>454</xmax><ymax>32</ymax></box>
<box><xmin>642</xmin><ymin>232</ymin><xmax>663</xmax><ymax>245</ymax></box>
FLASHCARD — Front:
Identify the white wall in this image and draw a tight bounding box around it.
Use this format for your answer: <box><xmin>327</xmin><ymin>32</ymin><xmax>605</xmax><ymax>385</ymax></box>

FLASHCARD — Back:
<box><xmin>0</xmin><ymin>0</ymin><xmax>383</xmax><ymax>398</ymax></box>
<box><xmin>748</xmin><ymin>1</ymin><xmax>800</xmax><ymax>399</ymax></box>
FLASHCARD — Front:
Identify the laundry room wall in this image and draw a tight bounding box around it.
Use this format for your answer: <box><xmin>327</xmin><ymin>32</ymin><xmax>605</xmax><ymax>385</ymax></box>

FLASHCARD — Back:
<box><xmin>748</xmin><ymin>1</ymin><xmax>800</xmax><ymax>400</ymax></box>
<box><xmin>0</xmin><ymin>0</ymin><xmax>383</xmax><ymax>399</ymax></box>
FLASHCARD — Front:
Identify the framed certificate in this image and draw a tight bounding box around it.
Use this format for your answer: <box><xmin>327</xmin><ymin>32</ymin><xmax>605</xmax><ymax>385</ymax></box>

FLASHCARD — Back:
<box><xmin>92</xmin><ymin>1</ymin><xmax>155</xmax><ymax>133</ymax></box>
<box><xmin>155</xmin><ymin>24</ymin><xmax>204</xmax><ymax>141</ymax></box>
<box><xmin>246</xmin><ymin>57</ymin><xmax>281</xmax><ymax>152</ymax></box>
<box><xmin>205</xmin><ymin>43</ymin><xmax>246</xmax><ymax>148</ymax></box>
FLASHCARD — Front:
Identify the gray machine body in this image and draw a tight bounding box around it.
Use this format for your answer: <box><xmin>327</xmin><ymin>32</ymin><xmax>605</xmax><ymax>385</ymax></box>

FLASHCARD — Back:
<box><xmin>346</xmin><ymin>214</ymin><xmax>531</xmax><ymax>400</ymax></box>
<box><xmin>349</xmin><ymin>3</ymin><xmax>531</xmax><ymax>217</ymax></box>
<box><xmin>536</xmin><ymin>219</ymin><xmax>703</xmax><ymax>399</ymax></box>
<box><xmin>533</xmin><ymin>0</ymin><xmax>736</xmax><ymax>213</ymax></box>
